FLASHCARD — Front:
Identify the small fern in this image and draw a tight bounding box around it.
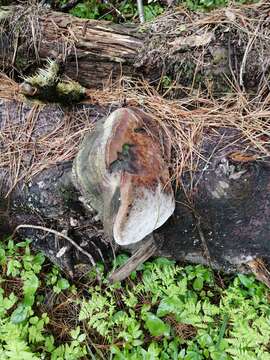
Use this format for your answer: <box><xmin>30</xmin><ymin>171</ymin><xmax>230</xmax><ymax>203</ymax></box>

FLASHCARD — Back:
<box><xmin>1</xmin><ymin>238</ymin><xmax>270</xmax><ymax>359</ymax></box>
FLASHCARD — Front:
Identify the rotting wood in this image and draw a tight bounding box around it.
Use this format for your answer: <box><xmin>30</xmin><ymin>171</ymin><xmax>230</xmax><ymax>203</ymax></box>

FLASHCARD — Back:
<box><xmin>0</xmin><ymin>4</ymin><xmax>142</xmax><ymax>88</ymax></box>
<box><xmin>1</xmin><ymin>1</ymin><xmax>270</xmax><ymax>94</ymax></box>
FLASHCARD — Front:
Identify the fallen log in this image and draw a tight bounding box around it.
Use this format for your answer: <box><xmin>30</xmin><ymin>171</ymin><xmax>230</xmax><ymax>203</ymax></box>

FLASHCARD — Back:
<box><xmin>1</xmin><ymin>82</ymin><xmax>270</xmax><ymax>285</ymax></box>
<box><xmin>1</xmin><ymin>1</ymin><xmax>270</xmax><ymax>95</ymax></box>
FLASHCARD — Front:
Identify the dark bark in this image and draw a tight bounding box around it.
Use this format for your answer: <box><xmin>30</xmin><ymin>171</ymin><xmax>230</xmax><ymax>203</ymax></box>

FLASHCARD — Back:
<box><xmin>1</xmin><ymin>2</ymin><xmax>270</xmax><ymax>95</ymax></box>
<box><xmin>156</xmin><ymin>132</ymin><xmax>270</xmax><ymax>273</ymax></box>
<box><xmin>1</xmin><ymin>98</ymin><xmax>270</xmax><ymax>280</ymax></box>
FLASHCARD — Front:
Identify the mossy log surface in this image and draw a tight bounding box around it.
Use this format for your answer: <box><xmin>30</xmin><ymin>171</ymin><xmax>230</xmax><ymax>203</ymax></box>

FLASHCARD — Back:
<box><xmin>1</xmin><ymin>98</ymin><xmax>270</xmax><ymax>277</ymax></box>
<box><xmin>1</xmin><ymin>2</ymin><xmax>270</xmax><ymax>94</ymax></box>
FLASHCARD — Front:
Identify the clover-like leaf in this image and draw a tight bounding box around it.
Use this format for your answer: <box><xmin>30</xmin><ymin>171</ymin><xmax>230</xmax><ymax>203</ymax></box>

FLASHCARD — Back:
<box><xmin>144</xmin><ymin>312</ymin><xmax>170</xmax><ymax>337</ymax></box>
<box><xmin>157</xmin><ymin>297</ymin><xmax>183</xmax><ymax>317</ymax></box>
<box><xmin>11</xmin><ymin>303</ymin><xmax>30</xmax><ymax>324</ymax></box>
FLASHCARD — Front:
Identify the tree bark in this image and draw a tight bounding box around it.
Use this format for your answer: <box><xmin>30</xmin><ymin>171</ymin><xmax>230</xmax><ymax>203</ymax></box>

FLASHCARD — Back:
<box><xmin>1</xmin><ymin>5</ymin><xmax>142</xmax><ymax>88</ymax></box>
<box><xmin>1</xmin><ymin>97</ymin><xmax>270</xmax><ymax>282</ymax></box>
<box><xmin>1</xmin><ymin>2</ymin><xmax>270</xmax><ymax>94</ymax></box>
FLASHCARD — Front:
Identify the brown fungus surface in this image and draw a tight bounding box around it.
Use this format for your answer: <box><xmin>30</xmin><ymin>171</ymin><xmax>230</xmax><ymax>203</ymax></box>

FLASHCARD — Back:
<box><xmin>72</xmin><ymin>107</ymin><xmax>175</xmax><ymax>246</ymax></box>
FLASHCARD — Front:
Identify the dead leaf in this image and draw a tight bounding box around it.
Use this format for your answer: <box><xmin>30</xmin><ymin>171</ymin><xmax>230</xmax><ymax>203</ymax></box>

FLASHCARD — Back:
<box><xmin>229</xmin><ymin>152</ymin><xmax>257</xmax><ymax>163</ymax></box>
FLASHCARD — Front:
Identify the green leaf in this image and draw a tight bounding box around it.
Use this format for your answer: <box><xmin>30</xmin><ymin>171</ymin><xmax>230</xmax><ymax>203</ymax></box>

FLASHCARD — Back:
<box><xmin>77</xmin><ymin>333</ymin><xmax>86</xmax><ymax>343</ymax></box>
<box><xmin>23</xmin><ymin>272</ymin><xmax>39</xmax><ymax>306</ymax></box>
<box><xmin>133</xmin><ymin>339</ymin><xmax>144</xmax><ymax>346</ymax></box>
<box><xmin>45</xmin><ymin>335</ymin><xmax>55</xmax><ymax>352</ymax></box>
<box><xmin>70</xmin><ymin>326</ymin><xmax>80</xmax><ymax>340</ymax></box>
<box><xmin>238</xmin><ymin>274</ymin><xmax>254</xmax><ymax>288</ymax></box>
<box><xmin>157</xmin><ymin>297</ymin><xmax>183</xmax><ymax>317</ymax></box>
<box><xmin>57</xmin><ymin>278</ymin><xmax>70</xmax><ymax>290</ymax></box>
<box><xmin>198</xmin><ymin>333</ymin><xmax>213</xmax><ymax>348</ymax></box>
<box><xmin>0</xmin><ymin>292</ymin><xmax>18</xmax><ymax>317</ymax></box>
<box><xmin>210</xmin><ymin>351</ymin><xmax>229</xmax><ymax>360</ymax></box>
<box><xmin>7</xmin><ymin>259</ymin><xmax>21</xmax><ymax>276</ymax></box>
<box><xmin>153</xmin><ymin>257</ymin><xmax>175</xmax><ymax>266</ymax></box>
<box><xmin>7</xmin><ymin>239</ymin><xmax>15</xmax><ymax>252</ymax></box>
<box><xmin>113</xmin><ymin>253</ymin><xmax>129</xmax><ymax>268</ymax></box>
<box><xmin>147</xmin><ymin>342</ymin><xmax>161</xmax><ymax>356</ymax></box>
<box><xmin>32</xmin><ymin>253</ymin><xmax>45</xmax><ymax>273</ymax></box>
<box><xmin>185</xmin><ymin>350</ymin><xmax>203</xmax><ymax>360</ymax></box>
<box><xmin>11</xmin><ymin>303</ymin><xmax>30</xmax><ymax>324</ymax></box>
<box><xmin>0</xmin><ymin>247</ymin><xmax>5</xmax><ymax>265</ymax></box>
<box><xmin>144</xmin><ymin>313</ymin><xmax>170</xmax><ymax>337</ymax></box>
<box><xmin>193</xmin><ymin>277</ymin><xmax>204</xmax><ymax>291</ymax></box>
<box><xmin>16</xmin><ymin>241</ymin><xmax>29</xmax><ymax>248</ymax></box>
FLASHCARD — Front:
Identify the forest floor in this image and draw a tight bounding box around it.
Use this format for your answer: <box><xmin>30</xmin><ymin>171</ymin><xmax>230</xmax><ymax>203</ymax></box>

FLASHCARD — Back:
<box><xmin>0</xmin><ymin>237</ymin><xmax>270</xmax><ymax>359</ymax></box>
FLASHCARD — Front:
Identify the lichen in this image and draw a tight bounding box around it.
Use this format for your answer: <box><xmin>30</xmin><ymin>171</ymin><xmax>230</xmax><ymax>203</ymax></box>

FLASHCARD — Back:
<box><xmin>0</xmin><ymin>7</ymin><xmax>11</xmax><ymax>21</ymax></box>
<box><xmin>56</xmin><ymin>81</ymin><xmax>86</xmax><ymax>103</ymax></box>
<box><xmin>24</xmin><ymin>59</ymin><xmax>60</xmax><ymax>88</ymax></box>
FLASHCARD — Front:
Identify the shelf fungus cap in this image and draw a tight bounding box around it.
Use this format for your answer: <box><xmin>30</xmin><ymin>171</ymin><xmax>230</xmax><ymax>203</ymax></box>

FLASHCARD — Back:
<box><xmin>72</xmin><ymin>107</ymin><xmax>175</xmax><ymax>246</ymax></box>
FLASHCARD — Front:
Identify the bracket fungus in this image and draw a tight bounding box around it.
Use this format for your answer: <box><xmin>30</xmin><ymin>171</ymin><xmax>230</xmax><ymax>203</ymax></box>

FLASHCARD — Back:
<box><xmin>72</xmin><ymin>107</ymin><xmax>175</xmax><ymax>246</ymax></box>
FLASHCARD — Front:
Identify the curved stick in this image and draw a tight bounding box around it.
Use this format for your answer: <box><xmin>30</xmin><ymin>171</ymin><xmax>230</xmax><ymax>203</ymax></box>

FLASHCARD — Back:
<box><xmin>108</xmin><ymin>235</ymin><xmax>156</xmax><ymax>283</ymax></box>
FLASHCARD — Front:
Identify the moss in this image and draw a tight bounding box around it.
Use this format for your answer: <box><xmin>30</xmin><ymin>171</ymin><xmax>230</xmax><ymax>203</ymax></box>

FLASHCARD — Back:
<box><xmin>56</xmin><ymin>81</ymin><xmax>86</xmax><ymax>103</ymax></box>
<box><xmin>22</xmin><ymin>59</ymin><xmax>86</xmax><ymax>104</ymax></box>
